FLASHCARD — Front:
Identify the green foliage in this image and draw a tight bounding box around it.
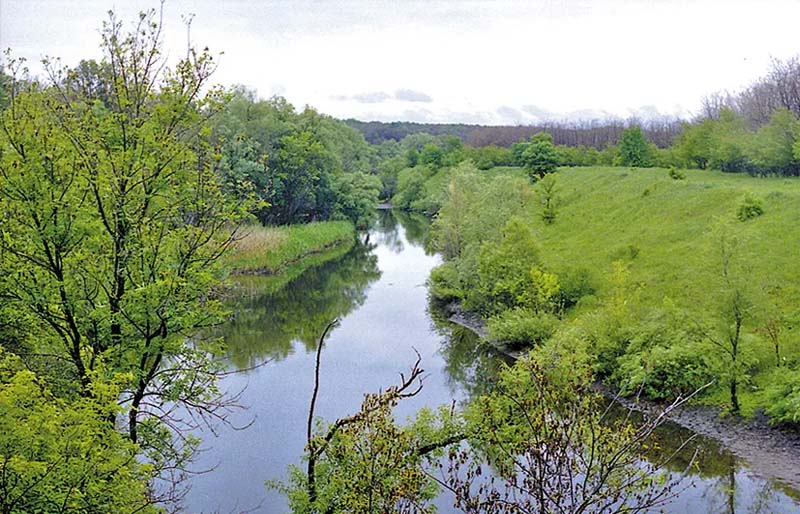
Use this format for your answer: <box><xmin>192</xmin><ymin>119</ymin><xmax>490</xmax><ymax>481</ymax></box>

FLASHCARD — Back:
<box><xmin>555</xmin><ymin>267</ymin><xmax>596</xmax><ymax>309</ymax></box>
<box><xmin>555</xmin><ymin>144</ymin><xmax>601</xmax><ymax>167</ymax></box>
<box><xmin>520</xmin><ymin>132</ymin><xmax>559</xmax><ymax>179</ymax></box>
<box><xmin>615</xmin><ymin>127</ymin><xmax>653</xmax><ymax>167</ymax></box>
<box><xmin>279</xmin><ymin>359</ymin><xmax>462</xmax><ymax>514</ymax></box>
<box><xmin>463</xmin><ymin>144</ymin><xmax>514</xmax><ymax>169</ymax></box>
<box><xmin>0</xmin><ymin>350</ymin><xmax>157</xmax><ymax>514</ymax></box>
<box><xmin>449</xmin><ymin>352</ymin><xmax>681</xmax><ymax>513</ymax></box>
<box><xmin>674</xmin><ymin>119</ymin><xmax>714</xmax><ymax>169</ymax></box>
<box><xmin>213</xmin><ymin>88</ymin><xmax>379</xmax><ymax>226</ymax></box>
<box><xmin>708</xmin><ymin>109</ymin><xmax>750</xmax><ymax>173</ymax></box>
<box><xmin>538</xmin><ymin>173</ymin><xmax>559</xmax><ymax>223</ymax></box>
<box><xmin>475</xmin><ymin>218</ymin><xmax>541</xmax><ymax>313</ymax></box>
<box><xmin>763</xmin><ymin>367</ymin><xmax>800</xmax><ymax>424</ymax></box>
<box><xmin>746</xmin><ymin>109</ymin><xmax>800</xmax><ymax>176</ymax></box>
<box><xmin>616</xmin><ymin>324</ymin><xmax>714</xmax><ymax>401</ymax></box>
<box><xmin>737</xmin><ymin>193</ymin><xmax>765</xmax><ymax>221</ymax></box>
<box><xmin>427</xmin><ymin>262</ymin><xmax>463</xmax><ymax>303</ymax></box>
<box><xmin>0</xmin><ymin>9</ymin><xmax>248</xmax><ymax>485</ymax></box>
<box><xmin>487</xmin><ymin>308</ymin><xmax>558</xmax><ymax>349</ymax></box>
<box><xmin>420</xmin><ymin>142</ymin><xmax>444</xmax><ymax>168</ymax></box>
<box><xmin>668</xmin><ymin>166</ymin><xmax>686</xmax><ymax>180</ymax></box>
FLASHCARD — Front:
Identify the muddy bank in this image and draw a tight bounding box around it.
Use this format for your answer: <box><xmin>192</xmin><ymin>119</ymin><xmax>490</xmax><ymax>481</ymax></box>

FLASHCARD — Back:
<box><xmin>445</xmin><ymin>302</ymin><xmax>800</xmax><ymax>491</ymax></box>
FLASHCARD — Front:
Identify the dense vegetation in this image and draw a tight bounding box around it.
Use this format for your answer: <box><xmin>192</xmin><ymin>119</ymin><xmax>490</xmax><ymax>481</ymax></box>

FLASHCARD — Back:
<box><xmin>424</xmin><ymin>165</ymin><xmax>800</xmax><ymax>422</ymax></box>
<box><xmin>2</xmin><ymin>5</ymin><xmax>800</xmax><ymax>513</ymax></box>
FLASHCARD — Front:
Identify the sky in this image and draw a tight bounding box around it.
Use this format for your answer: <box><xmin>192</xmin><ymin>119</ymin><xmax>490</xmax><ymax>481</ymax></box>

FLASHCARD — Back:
<box><xmin>2</xmin><ymin>0</ymin><xmax>800</xmax><ymax>125</ymax></box>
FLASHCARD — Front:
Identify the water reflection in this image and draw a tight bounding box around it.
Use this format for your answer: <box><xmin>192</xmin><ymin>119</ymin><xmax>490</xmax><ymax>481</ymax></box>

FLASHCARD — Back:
<box><xmin>222</xmin><ymin>239</ymin><xmax>381</xmax><ymax>369</ymax></box>
<box><xmin>374</xmin><ymin>209</ymin><xmax>433</xmax><ymax>254</ymax></box>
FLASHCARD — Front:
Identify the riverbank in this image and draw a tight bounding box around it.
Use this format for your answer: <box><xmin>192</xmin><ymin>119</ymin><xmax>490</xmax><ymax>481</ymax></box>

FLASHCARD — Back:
<box><xmin>444</xmin><ymin>301</ymin><xmax>800</xmax><ymax>492</ymax></box>
<box><xmin>225</xmin><ymin>221</ymin><xmax>355</xmax><ymax>274</ymax></box>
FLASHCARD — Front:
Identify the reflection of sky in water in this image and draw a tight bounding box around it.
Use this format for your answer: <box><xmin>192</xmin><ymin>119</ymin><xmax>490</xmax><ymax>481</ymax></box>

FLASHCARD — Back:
<box><xmin>185</xmin><ymin>211</ymin><xmax>800</xmax><ymax>514</ymax></box>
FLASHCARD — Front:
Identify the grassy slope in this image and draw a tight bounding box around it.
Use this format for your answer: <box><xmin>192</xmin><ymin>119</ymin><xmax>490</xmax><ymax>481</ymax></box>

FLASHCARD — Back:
<box><xmin>224</xmin><ymin>221</ymin><xmax>355</xmax><ymax>274</ymax></box>
<box><xmin>532</xmin><ymin>167</ymin><xmax>800</xmax><ymax>307</ymax></box>
<box><xmin>521</xmin><ymin>166</ymin><xmax>800</xmax><ymax>413</ymax></box>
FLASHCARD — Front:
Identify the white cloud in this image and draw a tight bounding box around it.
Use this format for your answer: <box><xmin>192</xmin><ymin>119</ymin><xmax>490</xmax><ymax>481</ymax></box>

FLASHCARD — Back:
<box><xmin>3</xmin><ymin>0</ymin><xmax>799</xmax><ymax>124</ymax></box>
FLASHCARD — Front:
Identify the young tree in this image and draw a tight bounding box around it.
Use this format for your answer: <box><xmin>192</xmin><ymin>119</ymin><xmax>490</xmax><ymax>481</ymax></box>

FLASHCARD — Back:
<box><xmin>521</xmin><ymin>132</ymin><xmax>559</xmax><ymax>179</ymax></box>
<box><xmin>616</xmin><ymin>127</ymin><xmax>653</xmax><ymax>167</ymax></box>
<box><xmin>0</xmin><ymin>8</ymin><xmax>246</xmax><ymax>479</ymax></box>
<box><xmin>702</xmin><ymin>229</ymin><xmax>755</xmax><ymax>414</ymax></box>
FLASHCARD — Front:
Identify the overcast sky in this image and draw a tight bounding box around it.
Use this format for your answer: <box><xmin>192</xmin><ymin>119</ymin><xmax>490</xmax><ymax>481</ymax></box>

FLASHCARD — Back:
<box><xmin>2</xmin><ymin>0</ymin><xmax>799</xmax><ymax>125</ymax></box>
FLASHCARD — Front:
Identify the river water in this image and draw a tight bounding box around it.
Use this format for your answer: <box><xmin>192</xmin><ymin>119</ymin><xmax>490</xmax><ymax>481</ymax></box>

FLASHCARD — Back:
<box><xmin>185</xmin><ymin>210</ymin><xmax>800</xmax><ymax>514</ymax></box>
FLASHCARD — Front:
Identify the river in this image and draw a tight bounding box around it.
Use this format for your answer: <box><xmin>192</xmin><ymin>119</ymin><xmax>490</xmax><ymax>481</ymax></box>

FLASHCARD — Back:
<box><xmin>185</xmin><ymin>210</ymin><xmax>800</xmax><ymax>514</ymax></box>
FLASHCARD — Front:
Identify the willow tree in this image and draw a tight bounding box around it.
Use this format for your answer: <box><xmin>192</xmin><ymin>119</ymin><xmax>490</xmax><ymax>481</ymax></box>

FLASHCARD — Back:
<box><xmin>0</xmin><ymin>9</ymin><xmax>247</xmax><ymax>478</ymax></box>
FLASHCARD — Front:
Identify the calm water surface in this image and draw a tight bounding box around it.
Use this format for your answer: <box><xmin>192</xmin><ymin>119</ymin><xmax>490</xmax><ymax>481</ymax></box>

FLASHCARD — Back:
<box><xmin>185</xmin><ymin>210</ymin><xmax>800</xmax><ymax>514</ymax></box>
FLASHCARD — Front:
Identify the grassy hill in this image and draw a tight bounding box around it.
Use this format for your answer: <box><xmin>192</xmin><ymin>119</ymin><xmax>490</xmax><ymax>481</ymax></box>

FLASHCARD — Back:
<box><xmin>534</xmin><ymin>167</ymin><xmax>800</xmax><ymax>310</ymax></box>
<box><xmin>428</xmin><ymin>164</ymin><xmax>800</xmax><ymax>419</ymax></box>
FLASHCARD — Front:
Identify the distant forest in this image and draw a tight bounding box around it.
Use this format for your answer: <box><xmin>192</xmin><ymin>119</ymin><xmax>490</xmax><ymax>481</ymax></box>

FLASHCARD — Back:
<box><xmin>344</xmin><ymin>118</ymin><xmax>683</xmax><ymax>149</ymax></box>
<box><xmin>347</xmin><ymin>56</ymin><xmax>800</xmax><ymax>152</ymax></box>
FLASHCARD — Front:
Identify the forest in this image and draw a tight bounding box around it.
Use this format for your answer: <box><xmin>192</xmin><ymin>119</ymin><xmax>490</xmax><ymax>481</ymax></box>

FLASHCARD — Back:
<box><xmin>1</xmin><ymin>6</ymin><xmax>800</xmax><ymax>514</ymax></box>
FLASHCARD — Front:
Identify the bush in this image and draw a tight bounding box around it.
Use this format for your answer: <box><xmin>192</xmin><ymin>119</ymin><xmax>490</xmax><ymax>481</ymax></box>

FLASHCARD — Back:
<box><xmin>764</xmin><ymin>368</ymin><xmax>800</xmax><ymax>424</ymax></box>
<box><xmin>616</xmin><ymin>342</ymin><xmax>714</xmax><ymax>401</ymax></box>
<box><xmin>487</xmin><ymin>308</ymin><xmax>559</xmax><ymax>350</ymax></box>
<box><xmin>428</xmin><ymin>262</ymin><xmax>463</xmax><ymax>303</ymax></box>
<box><xmin>736</xmin><ymin>193</ymin><xmax>764</xmax><ymax>221</ymax></box>
<box><xmin>556</xmin><ymin>267</ymin><xmax>596</xmax><ymax>310</ymax></box>
<box><xmin>668</xmin><ymin>167</ymin><xmax>686</xmax><ymax>180</ymax></box>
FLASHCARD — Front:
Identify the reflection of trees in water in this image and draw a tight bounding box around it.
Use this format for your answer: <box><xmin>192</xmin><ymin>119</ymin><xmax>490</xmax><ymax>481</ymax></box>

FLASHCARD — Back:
<box><xmin>222</xmin><ymin>240</ymin><xmax>380</xmax><ymax>369</ymax></box>
<box><xmin>373</xmin><ymin>209</ymin><xmax>433</xmax><ymax>254</ymax></box>
<box><xmin>429</xmin><ymin>303</ymin><xmax>512</xmax><ymax>401</ymax></box>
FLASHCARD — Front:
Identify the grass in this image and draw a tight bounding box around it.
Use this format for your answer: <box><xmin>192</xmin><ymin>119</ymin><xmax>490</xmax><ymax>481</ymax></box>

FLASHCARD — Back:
<box><xmin>224</xmin><ymin>220</ymin><xmax>355</xmax><ymax>274</ymax></box>
<box><xmin>530</xmin><ymin>167</ymin><xmax>800</xmax><ymax>308</ymax></box>
<box><xmin>516</xmin><ymin>166</ymin><xmax>800</xmax><ymax>413</ymax></box>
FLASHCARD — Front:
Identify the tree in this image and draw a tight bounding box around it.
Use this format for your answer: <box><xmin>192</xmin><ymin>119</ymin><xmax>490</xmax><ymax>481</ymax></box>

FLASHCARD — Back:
<box><xmin>0</xmin><ymin>8</ymin><xmax>246</xmax><ymax>482</ymax></box>
<box><xmin>675</xmin><ymin>119</ymin><xmax>713</xmax><ymax>169</ymax></box>
<box><xmin>279</xmin><ymin>326</ymin><xmax>462</xmax><ymax>514</ymax></box>
<box><xmin>615</xmin><ymin>127</ymin><xmax>653</xmax><ymax>167</ymax></box>
<box><xmin>0</xmin><ymin>349</ymin><xmax>158</xmax><ymax>513</ymax></box>
<box><xmin>538</xmin><ymin>174</ymin><xmax>558</xmax><ymax>224</ymax></box>
<box><xmin>442</xmin><ymin>351</ymin><xmax>689</xmax><ymax>514</ymax></box>
<box><xmin>279</xmin><ymin>335</ymin><xmax>692</xmax><ymax>514</ymax></box>
<box><xmin>701</xmin><ymin>228</ymin><xmax>755</xmax><ymax>414</ymax></box>
<box><xmin>746</xmin><ymin>108</ymin><xmax>800</xmax><ymax>176</ymax></box>
<box><xmin>521</xmin><ymin>132</ymin><xmax>558</xmax><ymax>179</ymax></box>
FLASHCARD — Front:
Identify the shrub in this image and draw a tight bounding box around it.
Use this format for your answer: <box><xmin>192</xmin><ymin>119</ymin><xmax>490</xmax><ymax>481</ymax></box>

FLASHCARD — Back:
<box><xmin>616</xmin><ymin>342</ymin><xmax>714</xmax><ymax>401</ymax></box>
<box><xmin>428</xmin><ymin>263</ymin><xmax>463</xmax><ymax>303</ymax></box>
<box><xmin>487</xmin><ymin>308</ymin><xmax>559</xmax><ymax>350</ymax></box>
<box><xmin>556</xmin><ymin>267</ymin><xmax>596</xmax><ymax>310</ymax></box>
<box><xmin>668</xmin><ymin>167</ymin><xmax>686</xmax><ymax>180</ymax></box>
<box><xmin>764</xmin><ymin>368</ymin><xmax>800</xmax><ymax>425</ymax></box>
<box><xmin>736</xmin><ymin>193</ymin><xmax>764</xmax><ymax>221</ymax></box>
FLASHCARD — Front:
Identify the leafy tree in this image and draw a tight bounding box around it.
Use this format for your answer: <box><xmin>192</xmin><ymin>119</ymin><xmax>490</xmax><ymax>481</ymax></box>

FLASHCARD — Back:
<box><xmin>708</xmin><ymin>109</ymin><xmax>750</xmax><ymax>173</ymax></box>
<box><xmin>0</xmin><ymin>9</ymin><xmax>246</xmax><ymax>482</ymax></box>
<box><xmin>520</xmin><ymin>132</ymin><xmax>559</xmax><ymax>179</ymax></box>
<box><xmin>746</xmin><ymin>108</ymin><xmax>800</xmax><ymax>176</ymax></box>
<box><xmin>0</xmin><ymin>350</ymin><xmax>158</xmax><ymax>513</ymax></box>
<box><xmin>280</xmin><ymin>338</ymin><xmax>689</xmax><ymax>514</ymax></box>
<box><xmin>213</xmin><ymin>89</ymin><xmax>379</xmax><ymax>226</ymax></box>
<box><xmin>675</xmin><ymin>119</ymin><xmax>714</xmax><ymax>169</ymax></box>
<box><xmin>443</xmin><ymin>351</ymin><xmax>686</xmax><ymax>514</ymax></box>
<box><xmin>615</xmin><ymin>127</ymin><xmax>653</xmax><ymax>167</ymax></box>
<box><xmin>701</xmin><ymin>228</ymin><xmax>756</xmax><ymax>414</ymax></box>
<box><xmin>538</xmin><ymin>174</ymin><xmax>558</xmax><ymax>224</ymax></box>
<box><xmin>420</xmin><ymin>142</ymin><xmax>444</xmax><ymax>169</ymax></box>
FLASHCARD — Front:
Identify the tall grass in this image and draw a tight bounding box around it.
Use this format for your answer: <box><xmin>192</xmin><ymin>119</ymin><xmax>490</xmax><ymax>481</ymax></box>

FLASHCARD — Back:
<box><xmin>224</xmin><ymin>221</ymin><xmax>354</xmax><ymax>274</ymax></box>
